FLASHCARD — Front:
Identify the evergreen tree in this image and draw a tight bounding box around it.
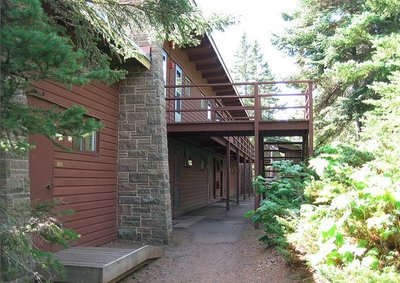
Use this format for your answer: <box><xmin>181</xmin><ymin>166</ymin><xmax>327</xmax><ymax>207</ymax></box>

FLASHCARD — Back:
<box><xmin>233</xmin><ymin>33</ymin><xmax>252</xmax><ymax>93</ymax></box>
<box><xmin>232</xmin><ymin>34</ymin><xmax>276</xmax><ymax>120</ymax></box>
<box><xmin>0</xmin><ymin>0</ymin><xmax>233</xmax><ymax>152</ymax></box>
<box><xmin>273</xmin><ymin>0</ymin><xmax>400</xmax><ymax>146</ymax></box>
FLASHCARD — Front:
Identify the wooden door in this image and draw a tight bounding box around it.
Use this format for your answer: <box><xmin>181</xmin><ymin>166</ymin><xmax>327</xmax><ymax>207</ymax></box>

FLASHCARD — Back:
<box><xmin>29</xmin><ymin>135</ymin><xmax>54</xmax><ymax>203</ymax></box>
<box><xmin>29</xmin><ymin>134</ymin><xmax>54</xmax><ymax>251</ymax></box>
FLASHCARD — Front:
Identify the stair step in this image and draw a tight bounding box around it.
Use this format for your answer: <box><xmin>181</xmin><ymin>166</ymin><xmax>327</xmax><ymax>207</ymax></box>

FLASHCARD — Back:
<box><xmin>53</xmin><ymin>245</ymin><xmax>164</xmax><ymax>283</ymax></box>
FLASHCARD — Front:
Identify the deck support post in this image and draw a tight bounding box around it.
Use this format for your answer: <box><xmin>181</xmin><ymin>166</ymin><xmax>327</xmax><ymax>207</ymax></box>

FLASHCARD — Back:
<box><xmin>254</xmin><ymin>83</ymin><xmax>261</xmax><ymax>214</ymax></box>
<box><xmin>243</xmin><ymin>155</ymin><xmax>246</xmax><ymax>201</ymax></box>
<box><xmin>308</xmin><ymin>82</ymin><xmax>314</xmax><ymax>157</ymax></box>
<box><xmin>247</xmin><ymin>156</ymin><xmax>252</xmax><ymax>197</ymax></box>
<box><xmin>236</xmin><ymin>147</ymin><xmax>240</xmax><ymax>205</ymax></box>
<box><xmin>226</xmin><ymin>140</ymin><xmax>231</xmax><ymax>211</ymax></box>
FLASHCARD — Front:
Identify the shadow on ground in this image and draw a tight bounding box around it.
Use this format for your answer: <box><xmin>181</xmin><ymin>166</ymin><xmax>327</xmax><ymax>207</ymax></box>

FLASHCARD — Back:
<box><xmin>116</xmin><ymin>197</ymin><xmax>313</xmax><ymax>283</ymax></box>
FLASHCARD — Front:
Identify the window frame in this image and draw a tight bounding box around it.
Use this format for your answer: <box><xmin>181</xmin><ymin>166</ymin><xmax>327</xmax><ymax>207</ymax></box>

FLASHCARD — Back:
<box><xmin>162</xmin><ymin>50</ymin><xmax>168</xmax><ymax>96</ymax></box>
<box><xmin>184</xmin><ymin>76</ymin><xmax>191</xmax><ymax>97</ymax></box>
<box><xmin>175</xmin><ymin>64</ymin><xmax>183</xmax><ymax>122</ymax></box>
<box><xmin>72</xmin><ymin>130</ymin><xmax>99</xmax><ymax>154</ymax></box>
<box><xmin>207</xmin><ymin>101</ymin><xmax>212</xmax><ymax>121</ymax></box>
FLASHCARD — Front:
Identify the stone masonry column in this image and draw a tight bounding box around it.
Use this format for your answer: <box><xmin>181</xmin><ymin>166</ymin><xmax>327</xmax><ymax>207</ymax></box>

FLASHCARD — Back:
<box><xmin>117</xmin><ymin>41</ymin><xmax>172</xmax><ymax>244</ymax></box>
<box><xmin>0</xmin><ymin>151</ymin><xmax>30</xmax><ymax>211</ymax></box>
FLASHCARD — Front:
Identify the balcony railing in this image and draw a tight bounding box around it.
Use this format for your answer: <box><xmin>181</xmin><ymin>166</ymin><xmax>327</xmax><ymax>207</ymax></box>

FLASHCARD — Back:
<box><xmin>165</xmin><ymin>81</ymin><xmax>313</xmax><ymax>124</ymax></box>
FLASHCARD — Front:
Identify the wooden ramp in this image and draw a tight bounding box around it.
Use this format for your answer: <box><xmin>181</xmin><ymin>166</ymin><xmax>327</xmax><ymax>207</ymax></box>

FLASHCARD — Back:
<box><xmin>54</xmin><ymin>245</ymin><xmax>164</xmax><ymax>283</ymax></box>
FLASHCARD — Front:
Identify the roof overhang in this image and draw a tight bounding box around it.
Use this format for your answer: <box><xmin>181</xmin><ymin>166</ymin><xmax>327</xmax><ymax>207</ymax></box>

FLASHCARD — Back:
<box><xmin>182</xmin><ymin>35</ymin><xmax>248</xmax><ymax>119</ymax></box>
<box><xmin>133</xmin><ymin>45</ymin><xmax>151</xmax><ymax>69</ymax></box>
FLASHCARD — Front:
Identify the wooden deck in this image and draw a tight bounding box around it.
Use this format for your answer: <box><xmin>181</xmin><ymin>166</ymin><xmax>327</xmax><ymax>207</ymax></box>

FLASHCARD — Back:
<box><xmin>54</xmin><ymin>245</ymin><xmax>164</xmax><ymax>283</ymax></box>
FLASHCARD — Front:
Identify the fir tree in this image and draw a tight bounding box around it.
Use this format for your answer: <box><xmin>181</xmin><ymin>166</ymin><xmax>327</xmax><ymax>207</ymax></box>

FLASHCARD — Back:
<box><xmin>232</xmin><ymin>33</ymin><xmax>276</xmax><ymax>120</ymax></box>
<box><xmin>0</xmin><ymin>0</ymin><xmax>234</xmax><ymax>152</ymax></box>
<box><xmin>273</xmin><ymin>0</ymin><xmax>400</xmax><ymax>145</ymax></box>
<box><xmin>233</xmin><ymin>33</ymin><xmax>252</xmax><ymax>93</ymax></box>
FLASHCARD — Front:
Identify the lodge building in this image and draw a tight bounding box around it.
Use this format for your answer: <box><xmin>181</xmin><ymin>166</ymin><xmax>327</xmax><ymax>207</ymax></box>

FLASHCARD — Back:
<box><xmin>1</xmin><ymin>31</ymin><xmax>312</xmax><ymax>247</ymax></box>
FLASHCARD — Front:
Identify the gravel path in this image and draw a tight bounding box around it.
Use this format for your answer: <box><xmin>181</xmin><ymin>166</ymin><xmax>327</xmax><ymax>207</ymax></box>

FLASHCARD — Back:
<box><xmin>119</xmin><ymin>197</ymin><xmax>312</xmax><ymax>283</ymax></box>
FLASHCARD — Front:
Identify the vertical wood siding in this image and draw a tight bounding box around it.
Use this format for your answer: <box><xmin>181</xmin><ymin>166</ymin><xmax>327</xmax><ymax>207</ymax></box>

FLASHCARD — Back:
<box><xmin>30</xmin><ymin>81</ymin><xmax>118</xmax><ymax>247</ymax></box>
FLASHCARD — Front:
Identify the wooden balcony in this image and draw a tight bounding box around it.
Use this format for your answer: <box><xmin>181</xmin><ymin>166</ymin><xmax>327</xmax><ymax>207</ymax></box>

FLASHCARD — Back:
<box><xmin>165</xmin><ymin>80</ymin><xmax>313</xmax><ymax>211</ymax></box>
<box><xmin>165</xmin><ymin>80</ymin><xmax>313</xmax><ymax>155</ymax></box>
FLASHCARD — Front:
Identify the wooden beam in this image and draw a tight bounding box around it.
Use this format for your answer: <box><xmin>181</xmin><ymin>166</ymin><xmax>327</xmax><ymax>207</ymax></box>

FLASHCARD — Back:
<box><xmin>196</xmin><ymin>63</ymin><xmax>222</xmax><ymax>72</ymax></box>
<box><xmin>189</xmin><ymin>53</ymin><xmax>218</xmax><ymax>62</ymax></box>
<box><xmin>202</xmin><ymin>71</ymin><xmax>226</xmax><ymax>78</ymax></box>
<box><xmin>207</xmin><ymin>77</ymin><xmax>229</xmax><ymax>84</ymax></box>
<box><xmin>184</xmin><ymin>45</ymin><xmax>212</xmax><ymax>53</ymax></box>
<box><xmin>236</xmin><ymin>148</ymin><xmax>240</xmax><ymax>205</ymax></box>
<box><xmin>216</xmin><ymin>90</ymin><xmax>236</xmax><ymax>96</ymax></box>
<box><xmin>226</xmin><ymin>141</ymin><xmax>231</xmax><ymax>211</ymax></box>
<box><xmin>212</xmin><ymin>85</ymin><xmax>232</xmax><ymax>92</ymax></box>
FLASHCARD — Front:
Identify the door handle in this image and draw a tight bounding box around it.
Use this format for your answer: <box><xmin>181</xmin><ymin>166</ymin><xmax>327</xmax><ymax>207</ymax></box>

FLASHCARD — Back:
<box><xmin>46</xmin><ymin>183</ymin><xmax>54</xmax><ymax>190</ymax></box>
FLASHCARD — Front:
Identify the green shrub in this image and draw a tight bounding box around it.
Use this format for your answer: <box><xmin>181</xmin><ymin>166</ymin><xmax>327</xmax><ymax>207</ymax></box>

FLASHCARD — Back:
<box><xmin>249</xmin><ymin>144</ymin><xmax>400</xmax><ymax>281</ymax></box>
<box><xmin>0</xmin><ymin>200</ymin><xmax>79</xmax><ymax>282</ymax></box>
<box><xmin>246</xmin><ymin>160</ymin><xmax>311</xmax><ymax>250</ymax></box>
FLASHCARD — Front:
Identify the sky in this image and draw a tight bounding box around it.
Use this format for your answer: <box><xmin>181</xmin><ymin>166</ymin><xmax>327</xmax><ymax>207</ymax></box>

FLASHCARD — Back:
<box><xmin>195</xmin><ymin>0</ymin><xmax>300</xmax><ymax>80</ymax></box>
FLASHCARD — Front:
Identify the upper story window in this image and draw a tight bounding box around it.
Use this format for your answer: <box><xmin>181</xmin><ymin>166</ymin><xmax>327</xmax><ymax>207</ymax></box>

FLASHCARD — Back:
<box><xmin>162</xmin><ymin>50</ymin><xmax>167</xmax><ymax>96</ymax></box>
<box><xmin>207</xmin><ymin>101</ymin><xmax>212</xmax><ymax>121</ymax></box>
<box><xmin>175</xmin><ymin>64</ymin><xmax>183</xmax><ymax>122</ymax></box>
<box><xmin>176</xmin><ymin>65</ymin><xmax>183</xmax><ymax>95</ymax></box>
<box><xmin>184</xmin><ymin>77</ymin><xmax>191</xmax><ymax>97</ymax></box>
<box><xmin>72</xmin><ymin>131</ymin><xmax>98</xmax><ymax>152</ymax></box>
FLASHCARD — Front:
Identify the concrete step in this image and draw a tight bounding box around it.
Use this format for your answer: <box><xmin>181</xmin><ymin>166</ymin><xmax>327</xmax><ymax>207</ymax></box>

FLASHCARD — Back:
<box><xmin>54</xmin><ymin>245</ymin><xmax>164</xmax><ymax>283</ymax></box>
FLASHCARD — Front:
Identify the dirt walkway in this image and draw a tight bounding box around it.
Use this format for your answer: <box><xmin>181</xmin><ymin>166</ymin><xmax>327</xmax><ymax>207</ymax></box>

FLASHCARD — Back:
<box><xmin>119</xmin><ymin>197</ymin><xmax>311</xmax><ymax>283</ymax></box>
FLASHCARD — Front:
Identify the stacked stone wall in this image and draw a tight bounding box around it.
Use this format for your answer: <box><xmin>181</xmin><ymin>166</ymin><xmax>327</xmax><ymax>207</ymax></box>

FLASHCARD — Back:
<box><xmin>117</xmin><ymin>42</ymin><xmax>172</xmax><ymax>244</ymax></box>
<box><xmin>0</xmin><ymin>152</ymin><xmax>30</xmax><ymax>210</ymax></box>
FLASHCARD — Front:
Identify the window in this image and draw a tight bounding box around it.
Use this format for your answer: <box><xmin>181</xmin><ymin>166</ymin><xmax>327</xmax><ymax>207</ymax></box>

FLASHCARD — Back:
<box><xmin>207</xmin><ymin>101</ymin><xmax>212</xmax><ymax>121</ymax></box>
<box><xmin>72</xmin><ymin>131</ymin><xmax>97</xmax><ymax>152</ymax></box>
<box><xmin>175</xmin><ymin>64</ymin><xmax>183</xmax><ymax>122</ymax></box>
<box><xmin>184</xmin><ymin>77</ymin><xmax>191</xmax><ymax>97</ymax></box>
<box><xmin>162</xmin><ymin>50</ymin><xmax>167</xmax><ymax>96</ymax></box>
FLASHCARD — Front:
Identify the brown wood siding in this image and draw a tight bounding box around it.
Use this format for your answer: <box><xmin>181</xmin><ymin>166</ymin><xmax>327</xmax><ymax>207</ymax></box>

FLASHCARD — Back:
<box><xmin>169</xmin><ymin>138</ymin><xmax>219</xmax><ymax>216</ymax></box>
<box><xmin>30</xmin><ymin>80</ymin><xmax>118</xmax><ymax>247</ymax></box>
<box><xmin>164</xmin><ymin>44</ymin><xmax>215</xmax><ymax>124</ymax></box>
<box><xmin>229</xmin><ymin>158</ymin><xmax>237</xmax><ymax>199</ymax></box>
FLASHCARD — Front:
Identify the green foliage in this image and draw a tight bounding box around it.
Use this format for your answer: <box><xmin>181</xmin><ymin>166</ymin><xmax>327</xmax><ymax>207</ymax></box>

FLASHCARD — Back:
<box><xmin>1</xmin><ymin>1</ymin><xmax>234</xmax><ymax>281</ymax></box>
<box><xmin>0</xmin><ymin>0</ymin><xmax>233</xmax><ymax>153</ymax></box>
<box><xmin>265</xmin><ymin>1</ymin><xmax>400</xmax><ymax>280</ymax></box>
<box><xmin>246</xmin><ymin>161</ymin><xmax>311</xmax><ymax>249</ymax></box>
<box><xmin>0</xmin><ymin>200</ymin><xmax>79</xmax><ymax>282</ymax></box>
<box><xmin>273</xmin><ymin>0</ymin><xmax>400</xmax><ymax>146</ymax></box>
<box><xmin>231</xmin><ymin>32</ymin><xmax>277</xmax><ymax>120</ymax></box>
<box><xmin>292</xmin><ymin>144</ymin><xmax>400</xmax><ymax>281</ymax></box>
<box><xmin>249</xmin><ymin>141</ymin><xmax>400</xmax><ymax>281</ymax></box>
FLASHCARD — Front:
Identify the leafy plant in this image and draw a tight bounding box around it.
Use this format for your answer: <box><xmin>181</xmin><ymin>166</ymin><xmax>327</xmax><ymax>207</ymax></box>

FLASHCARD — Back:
<box><xmin>246</xmin><ymin>161</ymin><xmax>311</xmax><ymax>252</ymax></box>
<box><xmin>0</xmin><ymin>200</ymin><xmax>79</xmax><ymax>282</ymax></box>
<box><xmin>289</xmin><ymin>145</ymin><xmax>400</xmax><ymax>282</ymax></box>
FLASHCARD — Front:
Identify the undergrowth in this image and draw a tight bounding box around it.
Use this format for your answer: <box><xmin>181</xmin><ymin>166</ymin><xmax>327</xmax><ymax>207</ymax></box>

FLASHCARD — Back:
<box><xmin>247</xmin><ymin>144</ymin><xmax>400</xmax><ymax>282</ymax></box>
<box><xmin>0</xmin><ymin>200</ymin><xmax>80</xmax><ymax>282</ymax></box>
